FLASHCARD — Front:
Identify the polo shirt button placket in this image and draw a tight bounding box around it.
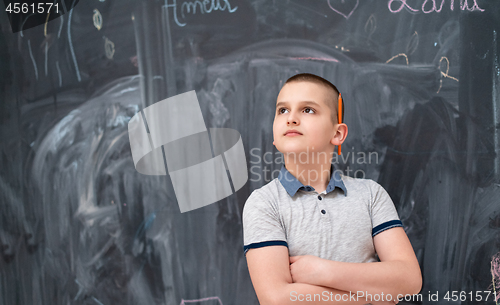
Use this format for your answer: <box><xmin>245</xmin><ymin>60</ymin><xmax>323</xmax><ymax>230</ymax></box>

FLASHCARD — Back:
<box><xmin>318</xmin><ymin>196</ymin><xmax>326</xmax><ymax>214</ymax></box>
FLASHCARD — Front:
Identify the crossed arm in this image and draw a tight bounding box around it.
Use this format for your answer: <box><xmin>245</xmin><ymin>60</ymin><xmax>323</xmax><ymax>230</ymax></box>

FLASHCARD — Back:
<box><xmin>245</xmin><ymin>227</ymin><xmax>422</xmax><ymax>305</ymax></box>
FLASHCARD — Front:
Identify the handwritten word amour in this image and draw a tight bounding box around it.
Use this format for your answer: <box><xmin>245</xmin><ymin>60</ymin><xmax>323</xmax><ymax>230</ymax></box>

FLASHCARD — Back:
<box><xmin>165</xmin><ymin>0</ymin><xmax>238</xmax><ymax>27</ymax></box>
<box><xmin>388</xmin><ymin>0</ymin><xmax>485</xmax><ymax>14</ymax></box>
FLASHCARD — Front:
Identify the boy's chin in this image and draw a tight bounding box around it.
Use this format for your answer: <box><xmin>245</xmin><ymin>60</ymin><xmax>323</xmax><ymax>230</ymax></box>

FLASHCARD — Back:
<box><xmin>275</xmin><ymin>144</ymin><xmax>336</xmax><ymax>158</ymax></box>
<box><xmin>275</xmin><ymin>145</ymin><xmax>312</xmax><ymax>155</ymax></box>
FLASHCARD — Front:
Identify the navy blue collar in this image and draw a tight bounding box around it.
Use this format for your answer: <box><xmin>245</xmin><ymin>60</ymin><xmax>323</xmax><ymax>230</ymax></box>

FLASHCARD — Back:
<box><xmin>277</xmin><ymin>164</ymin><xmax>347</xmax><ymax>197</ymax></box>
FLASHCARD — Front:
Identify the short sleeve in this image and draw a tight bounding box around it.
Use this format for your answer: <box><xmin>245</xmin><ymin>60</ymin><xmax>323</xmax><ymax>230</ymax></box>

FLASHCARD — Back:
<box><xmin>368</xmin><ymin>180</ymin><xmax>403</xmax><ymax>237</ymax></box>
<box><xmin>242</xmin><ymin>190</ymin><xmax>287</xmax><ymax>255</ymax></box>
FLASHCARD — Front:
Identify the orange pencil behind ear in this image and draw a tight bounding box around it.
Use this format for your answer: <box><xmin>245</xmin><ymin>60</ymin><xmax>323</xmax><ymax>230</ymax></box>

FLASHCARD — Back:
<box><xmin>338</xmin><ymin>93</ymin><xmax>342</xmax><ymax>155</ymax></box>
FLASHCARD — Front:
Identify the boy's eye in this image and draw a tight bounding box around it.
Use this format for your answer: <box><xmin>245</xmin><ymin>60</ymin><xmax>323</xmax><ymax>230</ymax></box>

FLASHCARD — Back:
<box><xmin>277</xmin><ymin>107</ymin><xmax>315</xmax><ymax>114</ymax></box>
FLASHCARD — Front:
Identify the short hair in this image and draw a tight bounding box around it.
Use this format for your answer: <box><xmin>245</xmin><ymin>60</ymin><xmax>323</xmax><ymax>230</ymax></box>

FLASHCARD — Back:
<box><xmin>284</xmin><ymin>73</ymin><xmax>344</xmax><ymax>124</ymax></box>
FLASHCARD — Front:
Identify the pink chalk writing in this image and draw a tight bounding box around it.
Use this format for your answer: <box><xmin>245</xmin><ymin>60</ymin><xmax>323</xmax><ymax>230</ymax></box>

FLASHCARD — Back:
<box><xmin>491</xmin><ymin>252</ymin><xmax>500</xmax><ymax>302</ymax></box>
<box><xmin>388</xmin><ymin>0</ymin><xmax>485</xmax><ymax>14</ymax></box>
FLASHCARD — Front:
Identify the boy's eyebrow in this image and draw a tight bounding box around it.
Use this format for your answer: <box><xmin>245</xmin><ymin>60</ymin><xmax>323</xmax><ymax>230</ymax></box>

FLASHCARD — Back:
<box><xmin>275</xmin><ymin>100</ymin><xmax>322</xmax><ymax>109</ymax></box>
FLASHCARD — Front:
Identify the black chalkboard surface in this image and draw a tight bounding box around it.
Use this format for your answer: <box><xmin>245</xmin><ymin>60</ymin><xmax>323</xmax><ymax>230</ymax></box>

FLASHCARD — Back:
<box><xmin>1</xmin><ymin>1</ymin><xmax>499</xmax><ymax>304</ymax></box>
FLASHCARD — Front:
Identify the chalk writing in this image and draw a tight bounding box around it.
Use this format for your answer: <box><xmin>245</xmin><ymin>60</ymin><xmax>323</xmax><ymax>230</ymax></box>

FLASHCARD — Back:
<box><xmin>406</xmin><ymin>31</ymin><xmax>419</xmax><ymax>55</ymax></box>
<box><xmin>44</xmin><ymin>12</ymin><xmax>50</xmax><ymax>36</ymax></box>
<box><xmin>490</xmin><ymin>252</ymin><xmax>500</xmax><ymax>304</ymax></box>
<box><xmin>42</xmin><ymin>13</ymin><xmax>52</xmax><ymax>77</ymax></box>
<box><xmin>364</xmin><ymin>14</ymin><xmax>376</xmax><ymax>40</ymax></box>
<box><xmin>334</xmin><ymin>45</ymin><xmax>350</xmax><ymax>52</ymax></box>
<box><xmin>386</xmin><ymin>53</ymin><xmax>409</xmax><ymax>65</ymax></box>
<box><xmin>437</xmin><ymin>56</ymin><xmax>458</xmax><ymax>93</ymax></box>
<box><xmin>19</xmin><ymin>13</ymin><xmax>35</xmax><ymax>37</ymax></box>
<box><xmin>42</xmin><ymin>14</ymin><xmax>52</xmax><ymax>77</ymax></box>
<box><xmin>290</xmin><ymin>56</ymin><xmax>339</xmax><ymax>62</ymax></box>
<box><xmin>27</xmin><ymin>40</ymin><xmax>38</xmax><ymax>80</ymax></box>
<box><xmin>328</xmin><ymin>0</ymin><xmax>359</xmax><ymax>19</ymax></box>
<box><xmin>92</xmin><ymin>297</ymin><xmax>105</xmax><ymax>305</ymax></box>
<box><xmin>56</xmin><ymin>61</ymin><xmax>62</xmax><ymax>87</ymax></box>
<box><xmin>93</xmin><ymin>9</ymin><xmax>103</xmax><ymax>30</ymax></box>
<box><xmin>439</xmin><ymin>56</ymin><xmax>458</xmax><ymax>77</ymax></box>
<box><xmin>58</xmin><ymin>15</ymin><xmax>63</xmax><ymax>38</ymax></box>
<box><xmin>180</xmin><ymin>296</ymin><xmax>223</xmax><ymax>305</ymax></box>
<box><xmin>164</xmin><ymin>0</ymin><xmax>238</xmax><ymax>27</ymax></box>
<box><xmin>44</xmin><ymin>42</ymin><xmax>48</xmax><ymax>76</ymax></box>
<box><xmin>104</xmin><ymin>36</ymin><xmax>115</xmax><ymax>59</ymax></box>
<box><xmin>130</xmin><ymin>55</ymin><xmax>138</xmax><ymax>67</ymax></box>
<box><xmin>68</xmin><ymin>0</ymin><xmax>81</xmax><ymax>81</ymax></box>
<box><xmin>388</xmin><ymin>0</ymin><xmax>485</xmax><ymax>14</ymax></box>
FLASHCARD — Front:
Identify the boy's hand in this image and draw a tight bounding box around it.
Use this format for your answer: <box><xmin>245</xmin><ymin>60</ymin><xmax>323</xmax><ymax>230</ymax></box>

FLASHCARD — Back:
<box><xmin>290</xmin><ymin>255</ymin><xmax>400</xmax><ymax>305</ymax></box>
<box><xmin>289</xmin><ymin>255</ymin><xmax>327</xmax><ymax>285</ymax></box>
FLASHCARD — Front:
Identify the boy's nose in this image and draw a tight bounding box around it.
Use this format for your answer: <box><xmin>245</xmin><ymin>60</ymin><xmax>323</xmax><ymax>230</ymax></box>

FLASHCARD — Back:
<box><xmin>287</xmin><ymin>112</ymin><xmax>299</xmax><ymax>125</ymax></box>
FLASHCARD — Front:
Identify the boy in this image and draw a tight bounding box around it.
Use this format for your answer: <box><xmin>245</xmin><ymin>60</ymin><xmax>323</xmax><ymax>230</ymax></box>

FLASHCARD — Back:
<box><xmin>242</xmin><ymin>73</ymin><xmax>422</xmax><ymax>305</ymax></box>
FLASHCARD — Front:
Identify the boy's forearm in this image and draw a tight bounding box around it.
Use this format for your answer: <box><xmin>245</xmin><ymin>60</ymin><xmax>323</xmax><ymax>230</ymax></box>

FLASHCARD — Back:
<box><xmin>274</xmin><ymin>283</ymin><xmax>375</xmax><ymax>305</ymax></box>
<box><xmin>316</xmin><ymin>260</ymin><xmax>421</xmax><ymax>299</ymax></box>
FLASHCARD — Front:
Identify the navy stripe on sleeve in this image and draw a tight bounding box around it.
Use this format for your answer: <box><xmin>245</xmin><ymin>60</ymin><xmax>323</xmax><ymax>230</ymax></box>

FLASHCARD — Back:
<box><xmin>372</xmin><ymin>220</ymin><xmax>403</xmax><ymax>237</ymax></box>
<box><xmin>243</xmin><ymin>240</ymin><xmax>288</xmax><ymax>255</ymax></box>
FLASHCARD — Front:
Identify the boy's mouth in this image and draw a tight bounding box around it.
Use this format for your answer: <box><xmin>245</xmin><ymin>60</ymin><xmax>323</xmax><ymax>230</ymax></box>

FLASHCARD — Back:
<box><xmin>284</xmin><ymin>129</ymin><xmax>303</xmax><ymax>136</ymax></box>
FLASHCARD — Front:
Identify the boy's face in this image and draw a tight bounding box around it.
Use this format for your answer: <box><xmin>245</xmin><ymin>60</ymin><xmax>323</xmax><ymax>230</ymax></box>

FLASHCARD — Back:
<box><xmin>273</xmin><ymin>81</ymin><xmax>339</xmax><ymax>157</ymax></box>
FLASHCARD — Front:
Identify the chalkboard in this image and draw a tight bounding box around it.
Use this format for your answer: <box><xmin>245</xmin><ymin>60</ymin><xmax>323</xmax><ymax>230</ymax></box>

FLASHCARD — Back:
<box><xmin>0</xmin><ymin>0</ymin><xmax>499</xmax><ymax>304</ymax></box>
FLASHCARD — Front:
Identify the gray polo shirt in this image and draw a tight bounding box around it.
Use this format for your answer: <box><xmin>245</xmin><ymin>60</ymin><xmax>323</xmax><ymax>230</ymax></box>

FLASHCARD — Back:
<box><xmin>242</xmin><ymin>164</ymin><xmax>403</xmax><ymax>263</ymax></box>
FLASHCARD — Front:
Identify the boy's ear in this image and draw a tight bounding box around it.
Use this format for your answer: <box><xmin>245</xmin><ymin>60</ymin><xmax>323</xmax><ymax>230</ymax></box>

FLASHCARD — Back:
<box><xmin>330</xmin><ymin>123</ymin><xmax>348</xmax><ymax>146</ymax></box>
